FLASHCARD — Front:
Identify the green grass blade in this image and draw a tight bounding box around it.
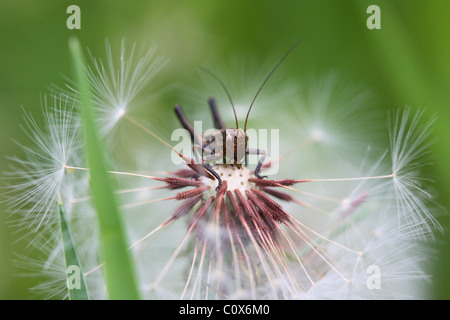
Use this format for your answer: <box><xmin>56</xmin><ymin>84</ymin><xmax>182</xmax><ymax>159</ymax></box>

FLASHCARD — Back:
<box><xmin>68</xmin><ymin>37</ymin><xmax>140</xmax><ymax>300</ymax></box>
<box><xmin>58</xmin><ymin>196</ymin><xmax>89</xmax><ymax>300</ymax></box>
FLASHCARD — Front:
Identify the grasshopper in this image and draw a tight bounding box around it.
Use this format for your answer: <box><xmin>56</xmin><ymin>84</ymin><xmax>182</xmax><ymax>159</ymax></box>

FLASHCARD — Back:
<box><xmin>174</xmin><ymin>40</ymin><xmax>302</xmax><ymax>190</ymax></box>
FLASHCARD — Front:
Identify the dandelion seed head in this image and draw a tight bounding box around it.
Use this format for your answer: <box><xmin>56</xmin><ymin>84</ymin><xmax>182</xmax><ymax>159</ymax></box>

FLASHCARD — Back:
<box><xmin>5</xmin><ymin>41</ymin><xmax>441</xmax><ymax>300</ymax></box>
<box><xmin>200</xmin><ymin>165</ymin><xmax>255</xmax><ymax>196</ymax></box>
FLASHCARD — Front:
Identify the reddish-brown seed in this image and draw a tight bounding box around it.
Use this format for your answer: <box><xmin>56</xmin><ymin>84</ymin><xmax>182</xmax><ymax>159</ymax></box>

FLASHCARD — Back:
<box><xmin>170</xmin><ymin>194</ymin><xmax>202</xmax><ymax>221</ymax></box>
<box><xmin>175</xmin><ymin>185</ymin><xmax>210</xmax><ymax>200</ymax></box>
<box><xmin>214</xmin><ymin>180</ymin><xmax>228</xmax><ymax>211</ymax></box>
<box><xmin>248</xmin><ymin>178</ymin><xmax>299</xmax><ymax>187</ymax></box>
<box><xmin>164</xmin><ymin>177</ymin><xmax>203</xmax><ymax>189</ymax></box>
<box><xmin>188</xmin><ymin>196</ymin><xmax>214</xmax><ymax>228</ymax></box>
<box><xmin>227</xmin><ymin>190</ymin><xmax>243</xmax><ymax>218</ymax></box>
<box><xmin>173</xmin><ymin>168</ymin><xmax>198</xmax><ymax>178</ymax></box>
<box><xmin>186</xmin><ymin>161</ymin><xmax>215</xmax><ymax>180</ymax></box>
<box><xmin>235</xmin><ymin>190</ymin><xmax>269</xmax><ymax>234</ymax></box>
<box><xmin>260</xmin><ymin>187</ymin><xmax>294</xmax><ymax>202</ymax></box>
<box><xmin>251</xmin><ymin>188</ymin><xmax>290</xmax><ymax>223</ymax></box>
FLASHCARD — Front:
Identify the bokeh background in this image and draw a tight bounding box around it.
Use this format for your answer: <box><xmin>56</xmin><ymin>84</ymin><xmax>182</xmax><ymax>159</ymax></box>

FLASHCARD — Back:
<box><xmin>0</xmin><ymin>0</ymin><xmax>448</xmax><ymax>299</ymax></box>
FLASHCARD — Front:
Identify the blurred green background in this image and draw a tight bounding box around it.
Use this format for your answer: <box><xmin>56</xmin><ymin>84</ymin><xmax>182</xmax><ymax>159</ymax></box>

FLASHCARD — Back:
<box><xmin>0</xmin><ymin>0</ymin><xmax>448</xmax><ymax>299</ymax></box>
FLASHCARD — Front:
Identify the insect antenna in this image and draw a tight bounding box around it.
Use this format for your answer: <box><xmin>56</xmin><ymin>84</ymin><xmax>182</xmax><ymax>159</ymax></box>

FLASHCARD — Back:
<box><xmin>243</xmin><ymin>39</ymin><xmax>303</xmax><ymax>133</ymax></box>
<box><xmin>199</xmin><ymin>66</ymin><xmax>239</xmax><ymax>129</ymax></box>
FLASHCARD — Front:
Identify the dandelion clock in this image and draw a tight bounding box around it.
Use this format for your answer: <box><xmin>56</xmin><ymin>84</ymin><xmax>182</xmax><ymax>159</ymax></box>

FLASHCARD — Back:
<box><xmin>3</xmin><ymin>39</ymin><xmax>440</xmax><ymax>300</ymax></box>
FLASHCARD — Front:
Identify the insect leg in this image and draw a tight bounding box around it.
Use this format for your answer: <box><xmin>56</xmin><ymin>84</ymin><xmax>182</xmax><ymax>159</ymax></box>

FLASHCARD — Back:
<box><xmin>208</xmin><ymin>98</ymin><xmax>227</xmax><ymax>130</ymax></box>
<box><xmin>192</xmin><ymin>144</ymin><xmax>223</xmax><ymax>190</ymax></box>
<box><xmin>191</xmin><ymin>142</ymin><xmax>204</xmax><ymax>165</ymax></box>
<box><xmin>193</xmin><ymin>143</ymin><xmax>220</xmax><ymax>164</ymax></box>
<box><xmin>203</xmin><ymin>161</ymin><xmax>223</xmax><ymax>191</ymax></box>
<box><xmin>246</xmin><ymin>148</ymin><xmax>268</xmax><ymax>179</ymax></box>
<box><xmin>202</xmin><ymin>129</ymin><xmax>223</xmax><ymax>145</ymax></box>
<box><xmin>174</xmin><ymin>105</ymin><xmax>204</xmax><ymax>145</ymax></box>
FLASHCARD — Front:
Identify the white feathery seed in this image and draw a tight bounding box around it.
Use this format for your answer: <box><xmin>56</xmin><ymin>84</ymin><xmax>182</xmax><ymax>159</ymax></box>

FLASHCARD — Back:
<box><xmin>68</xmin><ymin>39</ymin><xmax>166</xmax><ymax>134</ymax></box>
<box><xmin>388</xmin><ymin>108</ymin><xmax>440</xmax><ymax>239</ymax></box>
<box><xmin>3</xmin><ymin>94</ymin><xmax>83</xmax><ymax>237</ymax></box>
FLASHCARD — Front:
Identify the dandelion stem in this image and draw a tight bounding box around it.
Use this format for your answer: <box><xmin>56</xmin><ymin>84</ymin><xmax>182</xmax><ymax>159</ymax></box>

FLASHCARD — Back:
<box><xmin>286</xmin><ymin>214</ymin><xmax>362</xmax><ymax>256</ymax></box>
<box><xmin>276</xmin><ymin>138</ymin><xmax>312</xmax><ymax>164</ymax></box>
<box><xmin>63</xmin><ymin>165</ymin><xmax>89</xmax><ymax>171</ymax></box>
<box><xmin>129</xmin><ymin>220</ymin><xmax>171</xmax><ymax>250</ymax></box>
<box><xmin>191</xmin><ymin>241</ymin><xmax>208</xmax><ymax>300</ymax></box>
<box><xmin>150</xmin><ymin>222</ymin><xmax>196</xmax><ymax>292</ymax></box>
<box><xmin>64</xmin><ymin>164</ymin><xmax>161</xmax><ymax>180</ymax></box>
<box><xmin>180</xmin><ymin>239</ymin><xmax>199</xmax><ymax>300</ymax></box>
<box><xmin>286</xmin><ymin>222</ymin><xmax>350</xmax><ymax>283</ymax></box>
<box><xmin>121</xmin><ymin>196</ymin><xmax>175</xmax><ymax>210</ymax></box>
<box><xmin>123</xmin><ymin>114</ymin><xmax>182</xmax><ymax>156</ymax></box>
<box><xmin>303</xmin><ymin>173</ymin><xmax>395</xmax><ymax>182</ymax></box>
<box><xmin>149</xmin><ymin>197</ymin><xmax>214</xmax><ymax>294</ymax></box>
<box><xmin>276</xmin><ymin>225</ymin><xmax>315</xmax><ymax>286</ymax></box>
<box><xmin>70</xmin><ymin>186</ymin><xmax>165</xmax><ymax>205</ymax></box>
<box><xmin>84</xmin><ymin>217</ymin><xmax>173</xmax><ymax>277</ymax></box>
